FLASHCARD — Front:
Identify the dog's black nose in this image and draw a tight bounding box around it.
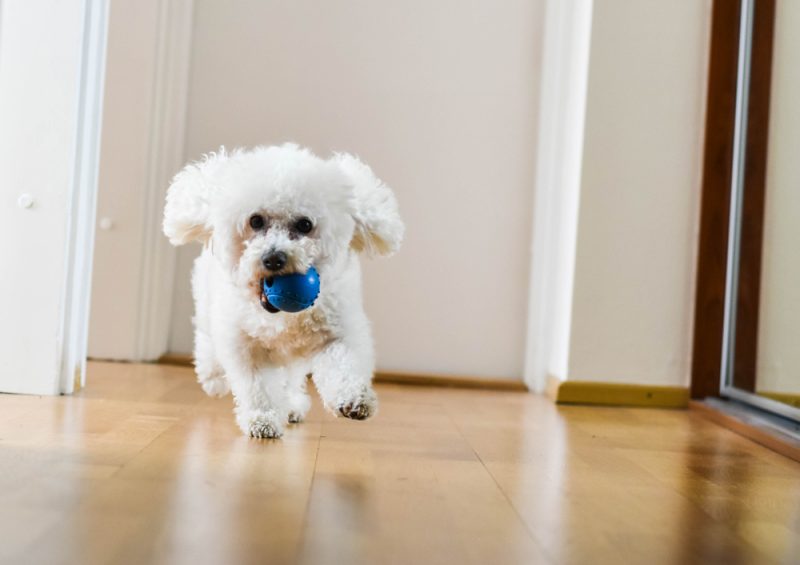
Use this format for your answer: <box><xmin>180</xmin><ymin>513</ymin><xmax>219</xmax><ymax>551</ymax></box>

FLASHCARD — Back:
<box><xmin>262</xmin><ymin>251</ymin><xmax>287</xmax><ymax>272</ymax></box>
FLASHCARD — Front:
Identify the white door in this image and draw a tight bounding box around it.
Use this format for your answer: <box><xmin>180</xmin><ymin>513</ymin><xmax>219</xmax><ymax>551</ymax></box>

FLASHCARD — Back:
<box><xmin>0</xmin><ymin>0</ymin><xmax>108</xmax><ymax>394</ymax></box>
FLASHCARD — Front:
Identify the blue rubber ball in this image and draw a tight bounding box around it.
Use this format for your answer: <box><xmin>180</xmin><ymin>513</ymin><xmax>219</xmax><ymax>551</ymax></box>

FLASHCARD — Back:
<box><xmin>263</xmin><ymin>266</ymin><xmax>321</xmax><ymax>313</ymax></box>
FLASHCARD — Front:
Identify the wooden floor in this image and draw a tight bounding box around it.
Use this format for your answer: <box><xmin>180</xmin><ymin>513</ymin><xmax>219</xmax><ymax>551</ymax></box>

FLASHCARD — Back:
<box><xmin>1</xmin><ymin>363</ymin><xmax>799</xmax><ymax>565</ymax></box>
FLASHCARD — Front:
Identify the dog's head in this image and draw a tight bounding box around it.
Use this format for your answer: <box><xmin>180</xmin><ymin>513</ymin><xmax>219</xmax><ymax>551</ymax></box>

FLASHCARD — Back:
<box><xmin>163</xmin><ymin>144</ymin><xmax>403</xmax><ymax>310</ymax></box>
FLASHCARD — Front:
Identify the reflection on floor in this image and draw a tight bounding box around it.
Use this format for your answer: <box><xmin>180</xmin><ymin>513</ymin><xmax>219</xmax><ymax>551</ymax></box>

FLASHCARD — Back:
<box><xmin>1</xmin><ymin>361</ymin><xmax>799</xmax><ymax>564</ymax></box>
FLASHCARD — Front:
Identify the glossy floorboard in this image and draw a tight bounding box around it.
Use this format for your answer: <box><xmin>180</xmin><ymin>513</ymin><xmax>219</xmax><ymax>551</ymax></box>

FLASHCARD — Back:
<box><xmin>1</xmin><ymin>362</ymin><xmax>799</xmax><ymax>564</ymax></box>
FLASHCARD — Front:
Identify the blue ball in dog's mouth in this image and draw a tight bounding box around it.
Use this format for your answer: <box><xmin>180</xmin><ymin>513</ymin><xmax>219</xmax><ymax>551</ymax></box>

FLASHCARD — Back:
<box><xmin>260</xmin><ymin>266</ymin><xmax>320</xmax><ymax>313</ymax></box>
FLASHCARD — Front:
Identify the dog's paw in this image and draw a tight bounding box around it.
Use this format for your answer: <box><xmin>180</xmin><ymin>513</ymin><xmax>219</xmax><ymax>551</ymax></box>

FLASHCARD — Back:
<box><xmin>248</xmin><ymin>418</ymin><xmax>283</xmax><ymax>439</ymax></box>
<box><xmin>241</xmin><ymin>412</ymin><xmax>284</xmax><ymax>439</ymax></box>
<box><xmin>337</xmin><ymin>388</ymin><xmax>377</xmax><ymax>421</ymax></box>
<box><xmin>199</xmin><ymin>374</ymin><xmax>230</xmax><ymax>398</ymax></box>
<box><xmin>286</xmin><ymin>391</ymin><xmax>311</xmax><ymax>424</ymax></box>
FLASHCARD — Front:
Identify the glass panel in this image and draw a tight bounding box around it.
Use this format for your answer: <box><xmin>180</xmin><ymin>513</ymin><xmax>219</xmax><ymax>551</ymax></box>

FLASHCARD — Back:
<box><xmin>753</xmin><ymin>0</ymin><xmax>800</xmax><ymax>411</ymax></box>
<box><xmin>722</xmin><ymin>0</ymin><xmax>800</xmax><ymax>422</ymax></box>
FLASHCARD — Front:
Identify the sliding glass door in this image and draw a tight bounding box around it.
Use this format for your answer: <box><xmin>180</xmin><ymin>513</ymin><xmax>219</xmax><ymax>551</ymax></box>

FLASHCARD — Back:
<box><xmin>721</xmin><ymin>0</ymin><xmax>800</xmax><ymax>422</ymax></box>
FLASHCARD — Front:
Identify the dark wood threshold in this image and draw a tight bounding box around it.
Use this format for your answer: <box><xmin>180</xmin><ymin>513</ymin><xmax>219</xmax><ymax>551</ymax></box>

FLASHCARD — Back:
<box><xmin>156</xmin><ymin>354</ymin><xmax>527</xmax><ymax>392</ymax></box>
<box><xmin>690</xmin><ymin>0</ymin><xmax>740</xmax><ymax>399</ymax></box>
<box><xmin>690</xmin><ymin>399</ymin><xmax>800</xmax><ymax>463</ymax></box>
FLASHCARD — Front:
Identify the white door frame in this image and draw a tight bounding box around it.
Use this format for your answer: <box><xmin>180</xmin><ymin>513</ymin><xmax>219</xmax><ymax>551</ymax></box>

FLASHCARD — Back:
<box><xmin>523</xmin><ymin>0</ymin><xmax>593</xmax><ymax>393</ymax></box>
<box><xmin>59</xmin><ymin>0</ymin><xmax>110</xmax><ymax>393</ymax></box>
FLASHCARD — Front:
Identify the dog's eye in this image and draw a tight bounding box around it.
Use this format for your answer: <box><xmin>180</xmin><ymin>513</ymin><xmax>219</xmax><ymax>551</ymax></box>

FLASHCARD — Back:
<box><xmin>294</xmin><ymin>217</ymin><xmax>313</xmax><ymax>234</ymax></box>
<box><xmin>249</xmin><ymin>214</ymin><xmax>266</xmax><ymax>230</ymax></box>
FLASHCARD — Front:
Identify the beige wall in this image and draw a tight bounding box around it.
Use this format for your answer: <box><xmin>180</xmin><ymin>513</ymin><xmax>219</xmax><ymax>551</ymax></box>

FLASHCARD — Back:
<box><xmin>568</xmin><ymin>0</ymin><xmax>711</xmax><ymax>387</ymax></box>
<box><xmin>168</xmin><ymin>0</ymin><xmax>546</xmax><ymax>379</ymax></box>
<box><xmin>168</xmin><ymin>245</ymin><xmax>197</xmax><ymax>354</ymax></box>
<box><xmin>542</xmin><ymin>0</ymin><xmax>712</xmax><ymax>388</ymax></box>
<box><xmin>91</xmin><ymin>0</ymin><xmax>716</xmax><ymax>388</ymax></box>
<box><xmin>756</xmin><ymin>0</ymin><xmax>800</xmax><ymax>395</ymax></box>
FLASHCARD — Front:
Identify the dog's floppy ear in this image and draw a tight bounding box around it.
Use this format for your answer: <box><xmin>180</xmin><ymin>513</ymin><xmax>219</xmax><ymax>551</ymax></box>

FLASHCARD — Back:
<box><xmin>334</xmin><ymin>153</ymin><xmax>404</xmax><ymax>257</ymax></box>
<box><xmin>163</xmin><ymin>151</ymin><xmax>227</xmax><ymax>245</ymax></box>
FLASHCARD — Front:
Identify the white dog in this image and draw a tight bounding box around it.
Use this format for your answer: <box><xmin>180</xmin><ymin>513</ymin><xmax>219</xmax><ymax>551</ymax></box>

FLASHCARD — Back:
<box><xmin>162</xmin><ymin>144</ymin><xmax>403</xmax><ymax>439</ymax></box>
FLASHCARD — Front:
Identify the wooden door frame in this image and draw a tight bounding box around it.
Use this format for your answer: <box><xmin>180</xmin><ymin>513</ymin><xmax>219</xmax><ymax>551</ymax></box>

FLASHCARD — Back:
<box><xmin>691</xmin><ymin>0</ymin><xmax>776</xmax><ymax>399</ymax></box>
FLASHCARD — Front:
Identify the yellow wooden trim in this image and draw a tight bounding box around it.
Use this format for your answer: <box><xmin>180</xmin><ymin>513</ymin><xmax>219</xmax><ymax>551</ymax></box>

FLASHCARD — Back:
<box><xmin>757</xmin><ymin>392</ymin><xmax>800</xmax><ymax>409</ymax></box>
<box><xmin>73</xmin><ymin>365</ymin><xmax>82</xmax><ymax>392</ymax></box>
<box><xmin>553</xmin><ymin>380</ymin><xmax>689</xmax><ymax>408</ymax></box>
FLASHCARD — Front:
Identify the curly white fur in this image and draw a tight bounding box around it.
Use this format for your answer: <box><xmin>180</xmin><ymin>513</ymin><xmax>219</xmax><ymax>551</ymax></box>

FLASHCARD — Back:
<box><xmin>163</xmin><ymin>144</ymin><xmax>403</xmax><ymax>439</ymax></box>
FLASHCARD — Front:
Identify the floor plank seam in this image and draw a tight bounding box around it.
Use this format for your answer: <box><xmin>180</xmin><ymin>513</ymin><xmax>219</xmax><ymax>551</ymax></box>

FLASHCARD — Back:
<box><xmin>105</xmin><ymin>410</ymin><xmax>182</xmax><ymax>479</ymax></box>
<box><xmin>293</xmin><ymin>414</ymin><xmax>324</xmax><ymax>560</ymax></box>
<box><xmin>445</xmin><ymin>408</ymin><xmax>557</xmax><ymax>564</ymax></box>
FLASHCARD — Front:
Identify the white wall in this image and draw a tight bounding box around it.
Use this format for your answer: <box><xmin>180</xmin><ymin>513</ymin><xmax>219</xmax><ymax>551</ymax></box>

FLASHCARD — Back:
<box><xmin>168</xmin><ymin>0</ymin><xmax>545</xmax><ymax>379</ymax></box>
<box><xmin>168</xmin><ymin>244</ymin><xmax>196</xmax><ymax>354</ymax></box>
<box><xmin>91</xmin><ymin>0</ymin><xmax>714</xmax><ymax>388</ymax></box>
<box><xmin>756</xmin><ymin>0</ymin><xmax>800</xmax><ymax>395</ymax></box>
<box><xmin>567</xmin><ymin>0</ymin><xmax>711</xmax><ymax>387</ymax></box>
<box><xmin>525</xmin><ymin>0</ymin><xmax>711</xmax><ymax>390</ymax></box>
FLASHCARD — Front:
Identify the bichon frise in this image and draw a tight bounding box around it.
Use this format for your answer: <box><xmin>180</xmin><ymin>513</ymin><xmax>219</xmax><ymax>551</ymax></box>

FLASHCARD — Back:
<box><xmin>163</xmin><ymin>144</ymin><xmax>403</xmax><ymax>438</ymax></box>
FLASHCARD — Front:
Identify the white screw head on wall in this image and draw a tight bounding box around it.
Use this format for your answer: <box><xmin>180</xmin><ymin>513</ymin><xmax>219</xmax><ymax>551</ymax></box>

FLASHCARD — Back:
<box><xmin>99</xmin><ymin>217</ymin><xmax>114</xmax><ymax>231</ymax></box>
<box><xmin>17</xmin><ymin>194</ymin><xmax>35</xmax><ymax>209</ymax></box>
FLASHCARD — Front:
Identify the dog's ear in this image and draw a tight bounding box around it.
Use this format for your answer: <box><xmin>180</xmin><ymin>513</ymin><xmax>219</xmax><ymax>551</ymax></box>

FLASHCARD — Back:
<box><xmin>333</xmin><ymin>153</ymin><xmax>404</xmax><ymax>257</ymax></box>
<box><xmin>163</xmin><ymin>151</ymin><xmax>227</xmax><ymax>245</ymax></box>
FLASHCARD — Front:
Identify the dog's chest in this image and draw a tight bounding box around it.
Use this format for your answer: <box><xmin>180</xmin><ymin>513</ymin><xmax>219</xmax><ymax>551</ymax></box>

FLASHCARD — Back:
<box><xmin>246</xmin><ymin>307</ymin><xmax>335</xmax><ymax>361</ymax></box>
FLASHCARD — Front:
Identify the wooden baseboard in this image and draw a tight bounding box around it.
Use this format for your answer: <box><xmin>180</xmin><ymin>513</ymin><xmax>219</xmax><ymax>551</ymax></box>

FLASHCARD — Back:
<box><xmin>158</xmin><ymin>353</ymin><xmax>194</xmax><ymax>367</ymax></box>
<box><xmin>548</xmin><ymin>377</ymin><xmax>689</xmax><ymax>408</ymax></box>
<box><xmin>373</xmin><ymin>371</ymin><xmax>527</xmax><ymax>392</ymax></box>
<box><xmin>156</xmin><ymin>354</ymin><xmax>527</xmax><ymax>392</ymax></box>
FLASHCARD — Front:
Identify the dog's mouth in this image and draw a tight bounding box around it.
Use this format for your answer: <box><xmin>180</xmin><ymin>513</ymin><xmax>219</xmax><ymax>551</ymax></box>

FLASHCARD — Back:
<box><xmin>259</xmin><ymin>278</ymin><xmax>279</xmax><ymax>313</ymax></box>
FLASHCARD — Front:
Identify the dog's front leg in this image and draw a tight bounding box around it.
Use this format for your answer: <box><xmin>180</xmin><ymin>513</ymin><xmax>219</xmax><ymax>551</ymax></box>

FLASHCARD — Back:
<box><xmin>219</xmin><ymin>338</ymin><xmax>288</xmax><ymax>438</ymax></box>
<box><xmin>227</xmin><ymin>363</ymin><xmax>288</xmax><ymax>439</ymax></box>
<box><xmin>312</xmin><ymin>339</ymin><xmax>377</xmax><ymax>420</ymax></box>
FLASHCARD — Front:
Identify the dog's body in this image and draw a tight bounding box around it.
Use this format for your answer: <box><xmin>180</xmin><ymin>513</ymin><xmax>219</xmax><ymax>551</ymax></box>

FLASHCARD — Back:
<box><xmin>163</xmin><ymin>144</ymin><xmax>403</xmax><ymax>438</ymax></box>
